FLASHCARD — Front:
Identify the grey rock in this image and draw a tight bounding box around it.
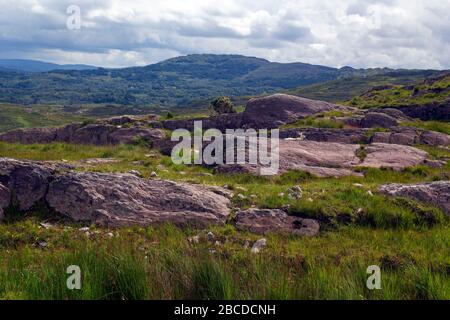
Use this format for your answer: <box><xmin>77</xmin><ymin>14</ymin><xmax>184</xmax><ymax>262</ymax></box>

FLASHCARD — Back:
<box><xmin>251</xmin><ymin>238</ymin><xmax>267</xmax><ymax>253</ymax></box>
<box><xmin>360</xmin><ymin>112</ymin><xmax>399</xmax><ymax>128</ymax></box>
<box><xmin>235</xmin><ymin>209</ymin><xmax>320</xmax><ymax>237</ymax></box>
<box><xmin>380</xmin><ymin>181</ymin><xmax>450</xmax><ymax>216</ymax></box>
<box><xmin>46</xmin><ymin>171</ymin><xmax>231</xmax><ymax>227</ymax></box>
<box><xmin>360</xmin><ymin>143</ymin><xmax>428</xmax><ymax>170</ymax></box>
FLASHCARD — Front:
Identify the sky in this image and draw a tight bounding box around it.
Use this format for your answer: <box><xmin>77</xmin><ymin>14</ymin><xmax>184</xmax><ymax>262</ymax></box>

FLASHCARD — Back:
<box><xmin>0</xmin><ymin>0</ymin><xmax>449</xmax><ymax>69</ymax></box>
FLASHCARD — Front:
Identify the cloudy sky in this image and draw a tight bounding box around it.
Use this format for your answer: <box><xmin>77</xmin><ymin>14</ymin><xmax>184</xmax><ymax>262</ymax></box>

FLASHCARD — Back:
<box><xmin>0</xmin><ymin>0</ymin><xmax>449</xmax><ymax>69</ymax></box>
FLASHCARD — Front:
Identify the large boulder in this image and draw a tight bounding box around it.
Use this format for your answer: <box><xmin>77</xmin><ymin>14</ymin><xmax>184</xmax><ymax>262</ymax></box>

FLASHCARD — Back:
<box><xmin>0</xmin><ymin>183</ymin><xmax>10</xmax><ymax>221</ymax></box>
<box><xmin>0</xmin><ymin>158</ymin><xmax>63</xmax><ymax>210</ymax></box>
<box><xmin>241</xmin><ymin>94</ymin><xmax>349</xmax><ymax>129</ymax></box>
<box><xmin>360</xmin><ymin>112</ymin><xmax>399</xmax><ymax>128</ymax></box>
<box><xmin>360</xmin><ymin>143</ymin><xmax>429</xmax><ymax>170</ymax></box>
<box><xmin>379</xmin><ymin>181</ymin><xmax>450</xmax><ymax>216</ymax></box>
<box><xmin>235</xmin><ymin>209</ymin><xmax>320</xmax><ymax>236</ymax></box>
<box><xmin>46</xmin><ymin>172</ymin><xmax>231</xmax><ymax>227</ymax></box>
<box><xmin>0</xmin><ymin>158</ymin><xmax>232</xmax><ymax>227</ymax></box>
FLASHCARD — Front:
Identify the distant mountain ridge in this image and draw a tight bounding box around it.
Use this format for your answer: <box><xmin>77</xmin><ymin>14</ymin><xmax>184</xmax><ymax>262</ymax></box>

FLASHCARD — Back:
<box><xmin>0</xmin><ymin>54</ymin><xmax>441</xmax><ymax>106</ymax></box>
<box><xmin>0</xmin><ymin>59</ymin><xmax>97</xmax><ymax>72</ymax></box>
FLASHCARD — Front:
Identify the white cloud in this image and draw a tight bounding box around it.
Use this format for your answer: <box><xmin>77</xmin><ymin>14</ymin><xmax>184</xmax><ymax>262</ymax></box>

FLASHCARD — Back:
<box><xmin>0</xmin><ymin>0</ymin><xmax>448</xmax><ymax>69</ymax></box>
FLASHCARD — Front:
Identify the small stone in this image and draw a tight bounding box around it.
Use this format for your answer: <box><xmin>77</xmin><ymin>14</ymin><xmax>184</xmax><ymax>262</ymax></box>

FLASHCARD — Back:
<box><xmin>307</xmin><ymin>198</ymin><xmax>314</xmax><ymax>202</ymax></box>
<box><xmin>288</xmin><ymin>185</ymin><xmax>303</xmax><ymax>199</ymax></box>
<box><xmin>215</xmin><ymin>241</ymin><xmax>221</xmax><ymax>246</ymax></box>
<box><xmin>79</xmin><ymin>227</ymin><xmax>90</xmax><ymax>232</ymax></box>
<box><xmin>107</xmin><ymin>232</ymin><xmax>114</xmax><ymax>238</ymax></box>
<box><xmin>206</xmin><ymin>232</ymin><xmax>215</xmax><ymax>242</ymax></box>
<box><xmin>357</xmin><ymin>208</ymin><xmax>364</xmax><ymax>214</ymax></box>
<box><xmin>243</xmin><ymin>240</ymin><xmax>250</xmax><ymax>249</ymax></box>
<box><xmin>128</xmin><ymin>170</ymin><xmax>143</xmax><ymax>178</ymax></box>
<box><xmin>237</xmin><ymin>194</ymin><xmax>246</xmax><ymax>200</ymax></box>
<box><xmin>250</xmin><ymin>194</ymin><xmax>258</xmax><ymax>199</ymax></box>
<box><xmin>189</xmin><ymin>235</ymin><xmax>200</xmax><ymax>244</ymax></box>
<box><xmin>38</xmin><ymin>241</ymin><xmax>48</xmax><ymax>248</ymax></box>
<box><xmin>278</xmin><ymin>193</ymin><xmax>285</xmax><ymax>197</ymax></box>
<box><xmin>367</xmin><ymin>190</ymin><xmax>374</xmax><ymax>196</ymax></box>
<box><xmin>150</xmin><ymin>171</ymin><xmax>158</xmax><ymax>178</ymax></box>
<box><xmin>40</xmin><ymin>222</ymin><xmax>53</xmax><ymax>229</ymax></box>
<box><xmin>251</xmin><ymin>238</ymin><xmax>267</xmax><ymax>254</ymax></box>
<box><xmin>353</xmin><ymin>183</ymin><xmax>364</xmax><ymax>188</ymax></box>
<box><xmin>235</xmin><ymin>186</ymin><xmax>247</xmax><ymax>192</ymax></box>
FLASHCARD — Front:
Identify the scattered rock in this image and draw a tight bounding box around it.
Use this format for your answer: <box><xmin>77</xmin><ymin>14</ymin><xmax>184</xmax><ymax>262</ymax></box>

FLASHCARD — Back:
<box><xmin>128</xmin><ymin>170</ymin><xmax>143</xmax><ymax>178</ymax></box>
<box><xmin>150</xmin><ymin>171</ymin><xmax>158</xmax><ymax>178</ymax></box>
<box><xmin>251</xmin><ymin>238</ymin><xmax>267</xmax><ymax>254</ymax></box>
<box><xmin>353</xmin><ymin>183</ymin><xmax>364</xmax><ymax>188</ymax></box>
<box><xmin>235</xmin><ymin>209</ymin><xmax>320</xmax><ymax>237</ymax></box>
<box><xmin>380</xmin><ymin>181</ymin><xmax>450</xmax><ymax>216</ymax></box>
<box><xmin>78</xmin><ymin>227</ymin><xmax>90</xmax><ymax>232</ymax></box>
<box><xmin>206</xmin><ymin>232</ymin><xmax>215</xmax><ymax>242</ymax></box>
<box><xmin>237</xmin><ymin>194</ymin><xmax>247</xmax><ymax>200</ymax></box>
<box><xmin>287</xmin><ymin>185</ymin><xmax>303</xmax><ymax>199</ymax></box>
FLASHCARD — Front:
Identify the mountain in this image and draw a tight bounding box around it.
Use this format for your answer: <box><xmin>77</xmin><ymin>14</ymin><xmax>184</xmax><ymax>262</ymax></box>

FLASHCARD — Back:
<box><xmin>0</xmin><ymin>59</ymin><xmax>97</xmax><ymax>72</ymax></box>
<box><xmin>0</xmin><ymin>54</ymin><xmax>441</xmax><ymax>106</ymax></box>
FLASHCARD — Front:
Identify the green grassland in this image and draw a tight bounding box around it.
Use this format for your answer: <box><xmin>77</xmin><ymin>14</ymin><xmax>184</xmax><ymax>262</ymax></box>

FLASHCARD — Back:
<box><xmin>0</xmin><ymin>142</ymin><xmax>448</xmax><ymax>300</ymax></box>
<box><xmin>0</xmin><ymin>104</ymin><xmax>88</xmax><ymax>133</ymax></box>
<box><xmin>347</xmin><ymin>74</ymin><xmax>450</xmax><ymax>108</ymax></box>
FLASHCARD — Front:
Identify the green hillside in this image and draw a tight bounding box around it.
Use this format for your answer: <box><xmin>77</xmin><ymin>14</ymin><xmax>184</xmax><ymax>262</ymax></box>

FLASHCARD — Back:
<box><xmin>347</xmin><ymin>72</ymin><xmax>450</xmax><ymax>108</ymax></box>
<box><xmin>0</xmin><ymin>54</ymin><xmax>435</xmax><ymax>107</ymax></box>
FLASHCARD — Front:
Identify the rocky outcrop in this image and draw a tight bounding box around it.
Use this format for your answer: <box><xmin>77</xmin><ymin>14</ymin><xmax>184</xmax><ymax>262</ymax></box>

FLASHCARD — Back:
<box><xmin>282</xmin><ymin>127</ymin><xmax>450</xmax><ymax>147</ymax></box>
<box><xmin>360</xmin><ymin>143</ymin><xmax>429</xmax><ymax>170</ymax></box>
<box><xmin>359</xmin><ymin>112</ymin><xmax>399</xmax><ymax>128</ymax></box>
<box><xmin>0</xmin><ymin>183</ymin><xmax>10</xmax><ymax>221</ymax></box>
<box><xmin>380</xmin><ymin>181</ymin><xmax>450</xmax><ymax>216</ymax></box>
<box><xmin>235</xmin><ymin>209</ymin><xmax>320</xmax><ymax>236</ymax></box>
<box><xmin>281</xmin><ymin>128</ymin><xmax>369</xmax><ymax>144</ymax></box>
<box><xmin>387</xmin><ymin>100</ymin><xmax>450</xmax><ymax>121</ymax></box>
<box><xmin>0</xmin><ymin>116</ymin><xmax>165</xmax><ymax>146</ymax></box>
<box><xmin>46</xmin><ymin>172</ymin><xmax>231</xmax><ymax>227</ymax></box>
<box><xmin>0</xmin><ymin>158</ymin><xmax>65</xmax><ymax>210</ymax></box>
<box><xmin>216</xmin><ymin>141</ymin><xmax>430</xmax><ymax>177</ymax></box>
<box><xmin>241</xmin><ymin>94</ymin><xmax>351</xmax><ymax>129</ymax></box>
<box><xmin>162</xmin><ymin>94</ymin><xmax>351</xmax><ymax>131</ymax></box>
<box><xmin>0</xmin><ymin>158</ymin><xmax>231</xmax><ymax>227</ymax></box>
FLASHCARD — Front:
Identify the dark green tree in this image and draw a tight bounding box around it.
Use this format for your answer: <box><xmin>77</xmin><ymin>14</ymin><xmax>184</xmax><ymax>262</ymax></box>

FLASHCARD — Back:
<box><xmin>209</xmin><ymin>96</ymin><xmax>236</xmax><ymax>115</ymax></box>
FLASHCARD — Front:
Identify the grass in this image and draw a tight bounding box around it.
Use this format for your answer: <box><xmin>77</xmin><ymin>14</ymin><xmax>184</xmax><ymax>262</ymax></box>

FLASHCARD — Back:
<box><xmin>402</xmin><ymin>120</ymin><xmax>450</xmax><ymax>135</ymax></box>
<box><xmin>0</xmin><ymin>220</ymin><xmax>448</xmax><ymax>300</ymax></box>
<box><xmin>0</xmin><ymin>104</ymin><xmax>89</xmax><ymax>133</ymax></box>
<box><xmin>0</xmin><ymin>141</ymin><xmax>449</xmax><ymax>300</ymax></box>
<box><xmin>346</xmin><ymin>74</ymin><xmax>450</xmax><ymax>109</ymax></box>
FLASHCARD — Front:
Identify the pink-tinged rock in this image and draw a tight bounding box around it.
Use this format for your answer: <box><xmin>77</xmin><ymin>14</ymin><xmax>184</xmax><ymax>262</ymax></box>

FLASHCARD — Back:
<box><xmin>0</xmin><ymin>158</ymin><xmax>63</xmax><ymax>210</ymax></box>
<box><xmin>379</xmin><ymin>181</ymin><xmax>450</xmax><ymax>216</ymax></box>
<box><xmin>242</xmin><ymin>94</ymin><xmax>351</xmax><ymax>129</ymax></box>
<box><xmin>235</xmin><ymin>209</ymin><xmax>320</xmax><ymax>236</ymax></box>
<box><xmin>0</xmin><ymin>127</ymin><xmax>57</xmax><ymax>144</ymax></box>
<box><xmin>360</xmin><ymin>143</ymin><xmax>428</xmax><ymax>170</ymax></box>
<box><xmin>46</xmin><ymin>171</ymin><xmax>231</xmax><ymax>227</ymax></box>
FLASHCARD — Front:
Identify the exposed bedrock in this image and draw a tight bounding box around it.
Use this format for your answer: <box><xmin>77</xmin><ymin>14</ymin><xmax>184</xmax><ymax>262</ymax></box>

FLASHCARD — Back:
<box><xmin>0</xmin><ymin>158</ymin><xmax>231</xmax><ymax>227</ymax></box>
<box><xmin>380</xmin><ymin>181</ymin><xmax>450</xmax><ymax>216</ymax></box>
